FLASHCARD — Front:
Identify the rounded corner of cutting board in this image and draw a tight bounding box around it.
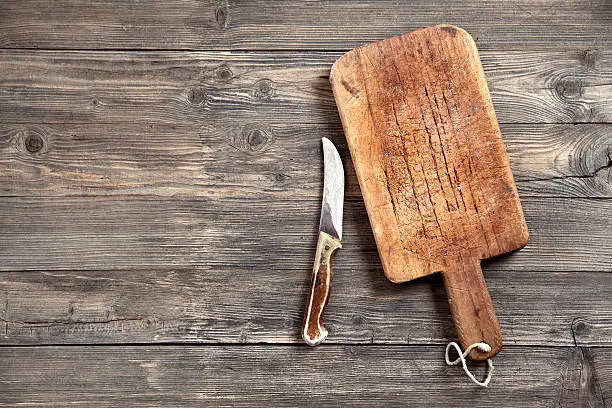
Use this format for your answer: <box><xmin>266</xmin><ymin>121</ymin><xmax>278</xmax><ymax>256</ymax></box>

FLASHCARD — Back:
<box><xmin>430</xmin><ymin>25</ymin><xmax>474</xmax><ymax>40</ymax></box>
<box><xmin>408</xmin><ymin>25</ymin><xmax>480</xmax><ymax>60</ymax></box>
<box><xmin>329</xmin><ymin>49</ymin><xmax>358</xmax><ymax>84</ymax></box>
<box><xmin>517</xmin><ymin>222</ymin><xmax>530</xmax><ymax>250</ymax></box>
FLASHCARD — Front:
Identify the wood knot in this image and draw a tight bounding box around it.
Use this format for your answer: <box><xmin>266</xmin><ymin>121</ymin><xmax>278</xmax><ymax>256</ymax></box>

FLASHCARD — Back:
<box><xmin>555</xmin><ymin>77</ymin><xmax>583</xmax><ymax>99</ymax></box>
<box><xmin>247</xmin><ymin>128</ymin><xmax>265</xmax><ymax>147</ymax></box>
<box><xmin>352</xmin><ymin>314</ymin><xmax>365</xmax><ymax>326</ymax></box>
<box><xmin>215</xmin><ymin>63</ymin><xmax>233</xmax><ymax>81</ymax></box>
<box><xmin>188</xmin><ymin>86</ymin><xmax>210</xmax><ymax>106</ymax></box>
<box><xmin>251</xmin><ymin>79</ymin><xmax>274</xmax><ymax>100</ymax></box>
<box><xmin>230</xmin><ymin>124</ymin><xmax>274</xmax><ymax>153</ymax></box>
<box><xmin>215</xmin><ymin>1</ymin><xmax>230</xmax><ymax>29</ymax></box>
<box><xmin>25</xmin><ymin>132</ymin><xmax>44</xmax><ymax>153</ymax></box>
<box><xmin>572</xmin><ymin>318</ymin><xmax>591</xmax><ymax>338</ymax></box>
<box><xmin>16</xmin><ymin>128</ymin><xmax>48</xmax><ymax>154</ymax></box>
<box><xmin>274</xmin><ymin>173</ymin><xmax>290</xmax><ymax>183</ymax></box>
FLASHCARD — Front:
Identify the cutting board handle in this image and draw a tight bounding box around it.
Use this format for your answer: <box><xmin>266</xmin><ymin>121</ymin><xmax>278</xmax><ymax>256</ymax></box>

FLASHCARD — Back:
<box><xmin>442</xmin><ymin>254</ymin><xmax>502</xmax><ymax>360</ymax></box>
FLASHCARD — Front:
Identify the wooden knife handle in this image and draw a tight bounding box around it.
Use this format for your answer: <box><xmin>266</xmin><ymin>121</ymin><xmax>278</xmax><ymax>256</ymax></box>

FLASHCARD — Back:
<box><xmin>442</xmin><ymin>254</ymin><xmax>502</xmax><ymax>360</ymax></box>
<box><xmin>302</xmin><ymin>231</ymin><xmax>342</xmax><ymax>346</ymax></box>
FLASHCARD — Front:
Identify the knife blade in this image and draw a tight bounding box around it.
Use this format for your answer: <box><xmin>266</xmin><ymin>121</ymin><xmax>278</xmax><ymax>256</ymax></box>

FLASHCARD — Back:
<box><xmin>302</xmin><ymin>137</ymin><xmax>344</xmax><ymax>346</ymax></box>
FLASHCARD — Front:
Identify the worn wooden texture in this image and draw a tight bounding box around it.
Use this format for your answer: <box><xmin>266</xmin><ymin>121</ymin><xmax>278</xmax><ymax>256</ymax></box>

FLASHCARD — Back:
<box><xmin>0</xmin><ymin>50</ymin><xmax>610</xmax><ymax>126</ymax></box>
<box><xmin>0</xmin><ymin>197</ymin><xmax>609</xmax><ymax>273</ymax></box>
<box><xmin>331</xmin><ymin>26</ymin><xmax>530</xmax><ymax>358</ymax></box>
<box><xmin>0</xmin><ymin>345</ymin><xmax>609</xmax><ymax>407</ymax></box>
<box><xmin>331</xmin><ymin>26</ymin><xmax>529</xmax><ymax>269</ymax></box>
<box><xmin>0</xmin><ymin>123</ymin><xmax>609</xmax><ymax>199</ymax></box>
<box><xmin>0</xmin><ymin>0</ymin><xmax>611</xmax><ymax>404</ymax></box>
<box><xmin>1</xmin><ymin>0</ymin><xmax>609</xmax><ymax>51</ymax></box>
<box><xmin>1</xmin><ymin>269</ymin><xmax>610</xmax><ymax>346</ymax></box>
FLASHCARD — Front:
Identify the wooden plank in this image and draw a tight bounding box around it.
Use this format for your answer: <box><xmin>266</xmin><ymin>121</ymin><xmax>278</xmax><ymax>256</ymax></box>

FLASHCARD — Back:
<box><xmin>0</xmin><ymin>197</ymin><xmax>609</xmax><ymax>273</ymax></box>
<box><xmin>1</xmin><ymin>0</ymin><xmax>609</xmax><ymax>51</ymax></box>
<box><xmin>508</xmin><ymin>124</ymin><xmax>612</xmax><ymax>199</ymax></box>
<box><xmin>558</xmin><ymin>348</ymin><xmax>610</xmax><ymax>407</ymax></box>
<box><xmin>1</xmin><ymin>123</ymin><xmax>609</xmax><ymax>199</ymax></box>
<box><xmin>0</xmin><ymin>345</ymin><xmax>609</xmax><ymax>407</ymax></box>
<box><xmin>590</xmin><ymin>348</ymin><xmax>612</xmax><ymax>407</ymax></box>
<box><xmin>0</xmin><ymin>50</ymin><xmax>610</xmax><ymax>126</ymax></box>
<box><xmin>0</xmin><ymin>269</ymin><xmax>609</xmax><ymax>346</ymax></box>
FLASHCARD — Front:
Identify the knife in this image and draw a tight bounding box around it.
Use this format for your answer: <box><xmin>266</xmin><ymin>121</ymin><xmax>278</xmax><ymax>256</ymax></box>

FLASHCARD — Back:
<box><xmin>302</xmin><ymin>137</ymin><xmax>344</xmax><ymax>346</ymax></box>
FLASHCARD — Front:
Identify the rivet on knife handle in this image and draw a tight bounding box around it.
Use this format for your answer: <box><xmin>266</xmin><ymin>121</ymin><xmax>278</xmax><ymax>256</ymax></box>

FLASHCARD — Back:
<box><xmin>302</xmin><ymin>231</ymin><xmax>342</xmax><ymax>346</ymax></box>
<box><xmin>302</xmin><ymin>138</ymin><xmax>344</xmax><ymax>346</ymax></box>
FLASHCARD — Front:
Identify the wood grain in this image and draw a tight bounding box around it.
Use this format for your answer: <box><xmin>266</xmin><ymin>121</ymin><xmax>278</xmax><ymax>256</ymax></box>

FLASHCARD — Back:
<box><xmin>0</xmin><ymin>197</ymin><xmax>609</xmax><ymax>273</ymax></box>
<box><xmin>0</xmin><ymin>50</ymin><xmax>610</xmax><ymax>126</ymax></box>
<box><xmin>0</xmin><ymin>345</ymin><xmax>609</xmax><ymax>407</ymax></box>
<box><xmin>331</xmin><ymin>26</ymin><xmax>529</xmax><ymax>358</ymax></box>
<box><xmin>332</xmin><ymin>25</ymin><xmax>529</xmax><ymax>276</ymax></box>
<box><xmin>0</xmin><ymin>123</ymin><xmax>609</xmax><ymax>199</ymax></box>
<box><xmin>1</xmin><ymin>269</ymin><xmax>609</xmax><ymax>347</ymax></box>
<box><xmin>1</xmin><ymin>0</ymin><xmax>609</xmax><ymax>51</ymax></box>
<box><xmin>0</xmin><ymin>0</ymin><xmax>610</xmax><ymax>405</ymax></box>
<box><xmin>508</xmin><ymin>124</ymin><xmax>611</xmax><ymax>198</ymax></box>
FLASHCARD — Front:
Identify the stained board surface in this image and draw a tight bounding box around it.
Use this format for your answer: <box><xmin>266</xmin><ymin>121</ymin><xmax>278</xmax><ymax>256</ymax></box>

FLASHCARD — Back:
<box><xmin>331</xmin><ymin>25</ymin><xmax>529</xmax><ymax>282</ymax></box>
<box><xmin>331</xmin><ymin>26</ymin><xmax>531</xmax><ymax>358</ymax></box>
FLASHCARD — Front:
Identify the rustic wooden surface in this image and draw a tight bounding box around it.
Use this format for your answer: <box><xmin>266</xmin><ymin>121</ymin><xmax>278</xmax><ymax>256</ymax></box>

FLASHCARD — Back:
<box><xmin>331</xmin><ymin>25</ymin><xmax>530</xmax><ymax>358</ymax></box>
<box><xmin>0</xmin><ymin>1</ymin><xmax>610</xmax><ymax>406</ymax></box>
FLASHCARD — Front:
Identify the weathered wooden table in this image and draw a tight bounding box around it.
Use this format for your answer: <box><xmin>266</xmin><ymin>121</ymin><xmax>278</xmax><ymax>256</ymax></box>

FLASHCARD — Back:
<box><xmin>0</xmin><ymin>1</ymin><xmax>610</xmax><ymax>406</ymax></box>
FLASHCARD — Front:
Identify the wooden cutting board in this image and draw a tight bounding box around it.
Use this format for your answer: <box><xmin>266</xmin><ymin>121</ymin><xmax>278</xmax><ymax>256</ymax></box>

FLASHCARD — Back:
<box><xmin>330</xmin><ymin>25</ymin><xmax>529</xmax><ymax>360</ymax></box>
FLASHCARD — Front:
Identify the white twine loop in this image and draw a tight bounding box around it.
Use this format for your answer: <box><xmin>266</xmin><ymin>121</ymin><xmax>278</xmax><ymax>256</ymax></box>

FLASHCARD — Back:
<box><xmin>445</xmin><ymin>342</ymin><xmax>494</xmax><ymax>387</ymax></box>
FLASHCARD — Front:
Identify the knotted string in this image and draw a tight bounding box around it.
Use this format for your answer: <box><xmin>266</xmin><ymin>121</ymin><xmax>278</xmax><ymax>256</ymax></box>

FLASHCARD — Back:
<box><xmin>445</xmin><ymin>342</ymin><xmax>494</xmax><ymax>387</ymax></box>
